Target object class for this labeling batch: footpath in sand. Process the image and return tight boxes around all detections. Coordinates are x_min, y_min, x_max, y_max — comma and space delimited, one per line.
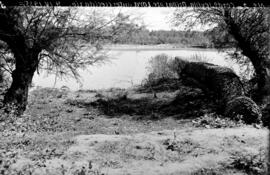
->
14, 127, 267, 175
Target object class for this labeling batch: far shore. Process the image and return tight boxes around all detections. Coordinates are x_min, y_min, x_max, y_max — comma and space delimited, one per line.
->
103, 44, 220, 51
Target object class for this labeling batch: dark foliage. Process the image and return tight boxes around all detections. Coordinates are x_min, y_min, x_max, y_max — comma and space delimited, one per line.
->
112, 28, 213, 47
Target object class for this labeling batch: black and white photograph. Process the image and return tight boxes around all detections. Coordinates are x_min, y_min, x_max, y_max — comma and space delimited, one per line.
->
0, 2, 270, 174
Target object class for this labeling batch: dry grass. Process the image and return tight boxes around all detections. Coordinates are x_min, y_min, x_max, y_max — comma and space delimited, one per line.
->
0, 88, 268, 175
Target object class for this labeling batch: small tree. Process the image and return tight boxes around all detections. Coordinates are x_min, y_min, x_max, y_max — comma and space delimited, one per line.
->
173, 7, 270, 102
109, 13, 144, 44
0, 6, 137, 115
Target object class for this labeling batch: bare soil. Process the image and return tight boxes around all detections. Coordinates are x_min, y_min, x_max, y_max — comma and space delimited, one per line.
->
0, 87, 268, 175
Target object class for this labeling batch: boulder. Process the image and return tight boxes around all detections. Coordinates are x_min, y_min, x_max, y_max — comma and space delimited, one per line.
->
175, 57, 261, 124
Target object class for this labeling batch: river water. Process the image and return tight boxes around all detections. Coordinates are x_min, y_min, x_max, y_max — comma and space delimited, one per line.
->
32, 48, 240, 90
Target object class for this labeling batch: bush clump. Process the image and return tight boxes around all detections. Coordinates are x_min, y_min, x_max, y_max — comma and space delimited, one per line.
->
225, 96, 262, 124
141, 54, 180, 92
192, 113, 244, 128
140, 54, 212, 93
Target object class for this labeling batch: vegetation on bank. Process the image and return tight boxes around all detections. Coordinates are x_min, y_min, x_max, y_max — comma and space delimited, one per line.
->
0, 53, 268, 174
0, 6, 269, 175
110, 29, 214, 48
0, 85, 267, 175
0, 7, 269, 117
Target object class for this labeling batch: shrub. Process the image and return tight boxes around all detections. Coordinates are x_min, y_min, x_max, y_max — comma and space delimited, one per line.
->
192, 113, 244, 128
142, 54, 179, 91
146, 54, 178, 81
187, 54, 211, 63
141, 53, 214, 92
145, 53, 212, 84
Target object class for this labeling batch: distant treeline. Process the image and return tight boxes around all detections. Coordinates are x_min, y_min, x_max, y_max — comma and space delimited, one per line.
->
111, 29, 215, 48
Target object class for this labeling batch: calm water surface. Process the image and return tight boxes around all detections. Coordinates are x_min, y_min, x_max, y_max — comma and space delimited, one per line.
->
32, 49, 239, 90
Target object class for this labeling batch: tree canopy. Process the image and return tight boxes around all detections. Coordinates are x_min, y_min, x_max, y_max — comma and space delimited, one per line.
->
0, 6, 142, 114
0, 7, 136, 79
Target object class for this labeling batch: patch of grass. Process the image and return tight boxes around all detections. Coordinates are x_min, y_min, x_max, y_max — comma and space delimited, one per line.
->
65, 98, 92, 107
86, 85, 222, 121
0, 87, 262, 175
76, 89, 98, 93
160, 87, 218, 119
191, 167, 225, 175
121, 141, 158, 161
95, 141, 120, 154
162, 137, 203, 161
90, 97, 154, 116
228, 149, 266, 175
0, 150, 20, 175
192, 113, 245, 129
139, 77, 182, 93
30, 87, 68, 100
191, 167, 242, 175
0, 151, 105, 175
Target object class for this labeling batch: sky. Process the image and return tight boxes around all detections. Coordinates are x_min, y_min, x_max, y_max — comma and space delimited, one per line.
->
77, 7, 213, 31
78, 7, 184, 31
119, 7, 177, 30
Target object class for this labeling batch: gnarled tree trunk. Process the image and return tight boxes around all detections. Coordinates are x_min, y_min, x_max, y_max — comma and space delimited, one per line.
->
224, 9, 270, 103
253, 63, 270, 103
3, 49, 39, 116
175, 57, 262, 124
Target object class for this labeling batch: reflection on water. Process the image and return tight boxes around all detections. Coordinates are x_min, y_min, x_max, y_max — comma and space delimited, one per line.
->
32, 49, 238, 90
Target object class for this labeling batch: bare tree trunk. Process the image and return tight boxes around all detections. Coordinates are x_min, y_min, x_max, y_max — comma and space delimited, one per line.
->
4, 69, 35, 115
3, 51, 39, 116
224, 9, 270, 103
254, 65, 270, 103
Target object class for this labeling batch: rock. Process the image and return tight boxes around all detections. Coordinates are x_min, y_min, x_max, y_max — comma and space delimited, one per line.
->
176, 58, 244, 103
175, 57, 262, 124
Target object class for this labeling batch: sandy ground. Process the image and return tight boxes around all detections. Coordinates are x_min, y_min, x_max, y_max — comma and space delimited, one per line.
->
11, 126, 268, 175
1, 88, 268, 175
